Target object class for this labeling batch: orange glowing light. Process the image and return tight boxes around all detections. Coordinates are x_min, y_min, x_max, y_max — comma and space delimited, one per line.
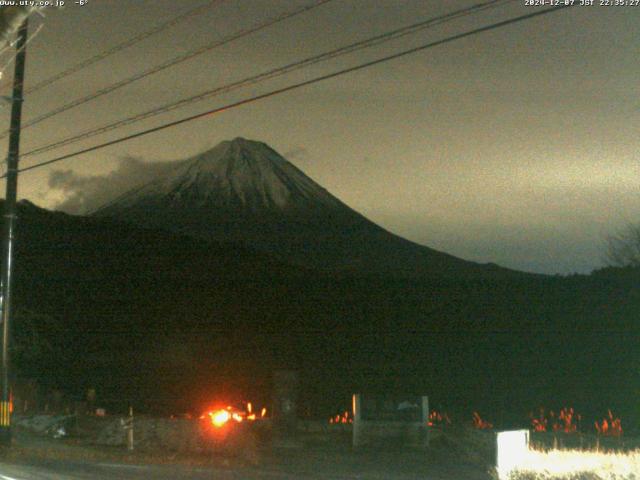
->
595, 410, 622, 437
210, 409, 231, 427
328, 410, 353, 425
202, 402, 267, 428
529, 407, 581, 434
428, 410, 451, 427
555, 407, 578, 434
530, 408, 548, 432
472, 411, 493, 430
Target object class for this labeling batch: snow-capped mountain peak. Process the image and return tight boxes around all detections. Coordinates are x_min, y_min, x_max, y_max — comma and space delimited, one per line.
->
93, 138, 512, 278
101, 137, 343, 214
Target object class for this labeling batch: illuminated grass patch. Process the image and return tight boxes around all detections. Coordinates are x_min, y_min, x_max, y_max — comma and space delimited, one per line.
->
506, 448, 640, 480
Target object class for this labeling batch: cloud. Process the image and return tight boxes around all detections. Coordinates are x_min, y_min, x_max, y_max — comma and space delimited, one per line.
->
48, 156, 180, 215
49, 145, 309, 216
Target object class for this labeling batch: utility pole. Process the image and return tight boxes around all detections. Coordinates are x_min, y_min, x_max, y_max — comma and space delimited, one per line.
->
0, 18, 28, 446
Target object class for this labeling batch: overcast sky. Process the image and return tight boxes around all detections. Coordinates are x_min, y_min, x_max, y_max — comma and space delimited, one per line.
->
0, 0, 637, 275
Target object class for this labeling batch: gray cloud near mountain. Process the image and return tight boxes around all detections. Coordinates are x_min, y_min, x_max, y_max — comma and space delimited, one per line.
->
49, 156, 181, 215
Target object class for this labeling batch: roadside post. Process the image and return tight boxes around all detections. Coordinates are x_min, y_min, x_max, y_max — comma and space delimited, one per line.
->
121, 406, 134, 451
272, 370, 300, 448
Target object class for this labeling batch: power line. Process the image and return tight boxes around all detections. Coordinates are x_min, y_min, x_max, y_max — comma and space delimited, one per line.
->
7, 5, 575, 178
0, 0, 335, 141
22, 0, 514, 159
1, 0, 223, 98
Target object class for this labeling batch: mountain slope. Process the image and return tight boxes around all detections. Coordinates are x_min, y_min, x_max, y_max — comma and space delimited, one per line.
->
92, 137, 516, 278
7, 200, 640, 423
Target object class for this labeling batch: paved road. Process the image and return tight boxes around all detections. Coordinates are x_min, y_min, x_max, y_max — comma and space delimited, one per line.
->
0, 460, 315, 480
0, 432, 492, 479
0, 458, 491, 480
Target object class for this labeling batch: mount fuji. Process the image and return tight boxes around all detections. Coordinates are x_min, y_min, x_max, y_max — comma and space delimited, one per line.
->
92, 137, 513, 277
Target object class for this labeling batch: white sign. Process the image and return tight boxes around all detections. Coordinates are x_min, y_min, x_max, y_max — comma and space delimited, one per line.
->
496, 429, 529, 479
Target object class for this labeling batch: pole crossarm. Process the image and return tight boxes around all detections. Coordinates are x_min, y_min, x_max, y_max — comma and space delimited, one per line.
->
0, 7, 37, 51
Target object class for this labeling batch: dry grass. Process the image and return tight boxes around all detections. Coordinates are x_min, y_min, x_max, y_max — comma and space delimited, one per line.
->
502, 448, 640, 480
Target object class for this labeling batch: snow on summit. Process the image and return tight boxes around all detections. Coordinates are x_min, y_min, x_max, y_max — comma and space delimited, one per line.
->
93, 138, 515, 277
99, 137, 343, 213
